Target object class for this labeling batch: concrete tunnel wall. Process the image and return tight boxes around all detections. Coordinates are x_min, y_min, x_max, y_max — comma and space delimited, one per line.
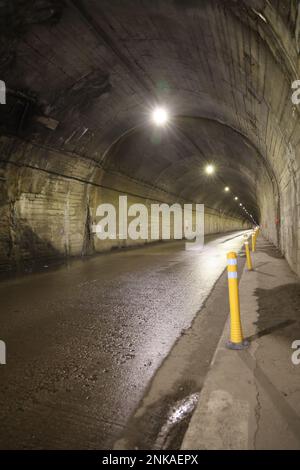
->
0, 134, 248, 272
0, 1, 300, 275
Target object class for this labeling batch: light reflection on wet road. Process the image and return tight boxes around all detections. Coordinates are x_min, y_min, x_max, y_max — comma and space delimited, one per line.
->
0, 231, 248, 449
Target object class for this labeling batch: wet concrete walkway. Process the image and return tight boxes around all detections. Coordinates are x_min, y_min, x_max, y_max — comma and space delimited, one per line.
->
0, 231, 248, 449
182, 235, 300, 450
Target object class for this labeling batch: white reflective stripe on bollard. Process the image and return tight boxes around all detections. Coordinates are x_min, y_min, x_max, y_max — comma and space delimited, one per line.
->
228, 272, 238, 279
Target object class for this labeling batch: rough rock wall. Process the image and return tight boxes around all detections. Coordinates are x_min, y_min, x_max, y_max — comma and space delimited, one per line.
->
278, 145, 300, 276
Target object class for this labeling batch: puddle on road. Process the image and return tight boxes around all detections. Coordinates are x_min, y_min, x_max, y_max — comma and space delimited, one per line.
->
154, 392, 200, 449
114, 384, 201, 450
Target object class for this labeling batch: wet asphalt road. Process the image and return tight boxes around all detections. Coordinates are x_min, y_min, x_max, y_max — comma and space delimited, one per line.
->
0, 231, 247, 449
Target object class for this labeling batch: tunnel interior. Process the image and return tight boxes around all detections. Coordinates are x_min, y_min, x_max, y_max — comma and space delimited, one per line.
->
0, 0, 300, 275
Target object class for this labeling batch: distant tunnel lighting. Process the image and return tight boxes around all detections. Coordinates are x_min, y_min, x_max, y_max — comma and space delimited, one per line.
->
152, 107, 168, 126
224, 186, 230, 192
205, 164, 215, 175
239, 203, 242, 206
234, 196, 238, 201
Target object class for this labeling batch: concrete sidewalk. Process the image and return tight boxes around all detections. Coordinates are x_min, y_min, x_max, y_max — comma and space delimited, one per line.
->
182, 236, 300, 450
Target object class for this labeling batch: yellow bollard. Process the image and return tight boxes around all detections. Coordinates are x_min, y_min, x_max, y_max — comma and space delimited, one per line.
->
252, 233, 256, 252
244, 241, 253, 270
226, 252, 249, 350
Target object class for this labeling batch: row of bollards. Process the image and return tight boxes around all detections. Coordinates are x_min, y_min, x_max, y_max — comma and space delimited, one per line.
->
245, 240, 252, 271
226, 227, 259, 350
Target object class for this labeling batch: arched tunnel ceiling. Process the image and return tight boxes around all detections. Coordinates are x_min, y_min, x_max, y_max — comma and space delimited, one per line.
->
103, 118, 261, 218
1, 0, 300, 223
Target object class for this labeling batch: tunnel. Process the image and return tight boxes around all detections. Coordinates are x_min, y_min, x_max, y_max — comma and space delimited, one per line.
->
0, 0, 300, 455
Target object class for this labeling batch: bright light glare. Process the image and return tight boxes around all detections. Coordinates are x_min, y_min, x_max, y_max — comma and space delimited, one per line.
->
152, 107, 168, 126
224, 186, 230, 192
234, 196, 238, 201
239, 203, 242, 206
205, 164, 215, 175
